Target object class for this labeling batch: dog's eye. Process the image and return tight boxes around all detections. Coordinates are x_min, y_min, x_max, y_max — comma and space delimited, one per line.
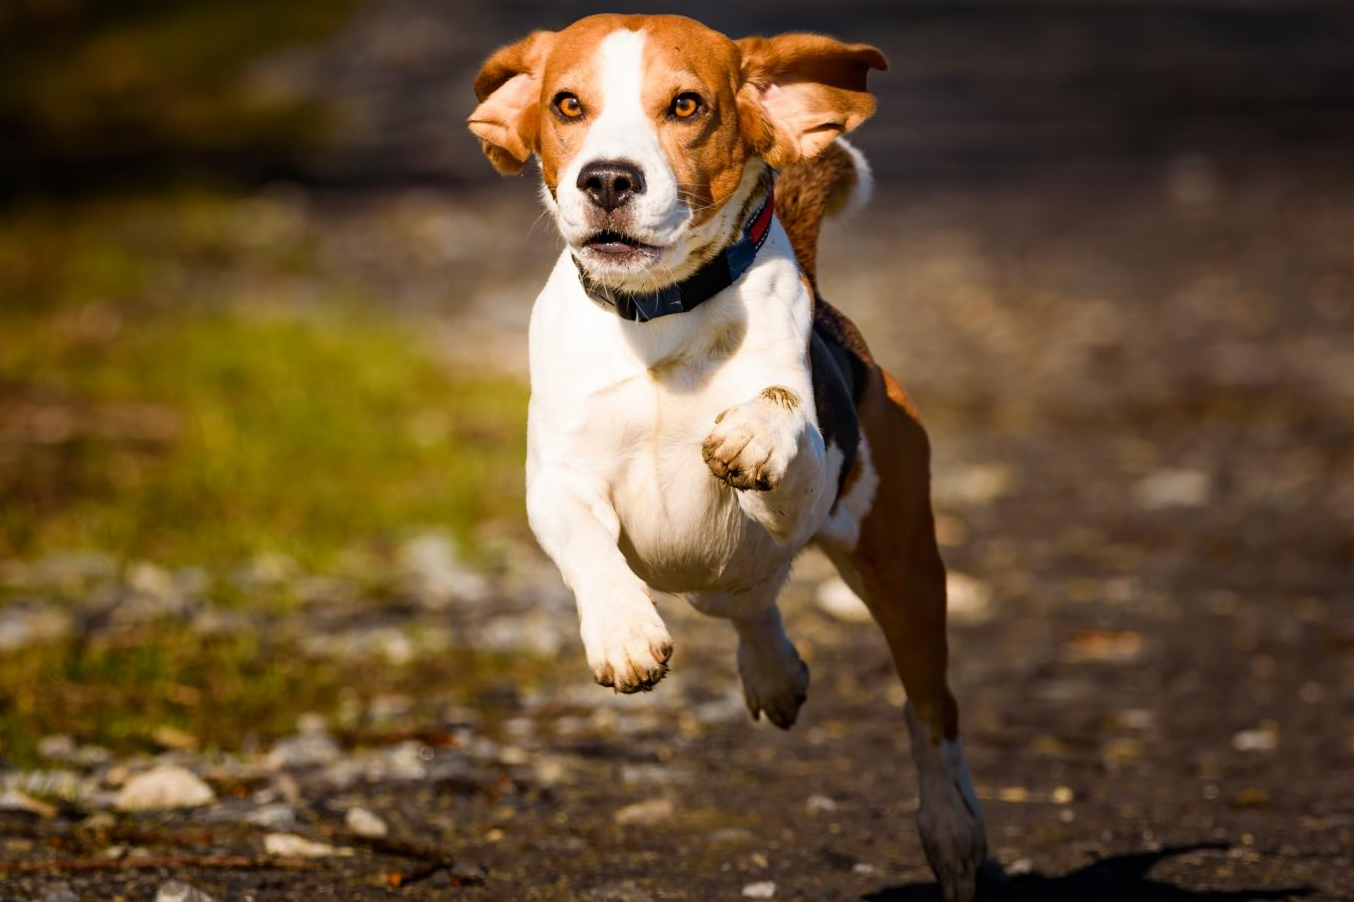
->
670, 93, 703, 119
554, 93, 585, 120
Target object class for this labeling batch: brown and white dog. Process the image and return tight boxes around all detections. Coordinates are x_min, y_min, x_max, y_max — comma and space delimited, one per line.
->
469, 14, 988, 901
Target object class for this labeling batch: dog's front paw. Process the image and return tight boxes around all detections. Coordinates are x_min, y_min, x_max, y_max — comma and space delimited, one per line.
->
702, 387, 802, 492
580, 601, 673, 693
738, 632, 810, 729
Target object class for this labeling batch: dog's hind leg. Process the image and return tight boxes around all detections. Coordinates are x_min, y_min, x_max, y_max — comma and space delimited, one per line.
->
818, 367, 988, 902
689, 567, 810, 730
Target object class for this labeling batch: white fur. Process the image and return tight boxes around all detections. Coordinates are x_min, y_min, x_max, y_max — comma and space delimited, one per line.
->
831, 137, 875, 220
815, 433, 879, 552
906, 704, 988, 902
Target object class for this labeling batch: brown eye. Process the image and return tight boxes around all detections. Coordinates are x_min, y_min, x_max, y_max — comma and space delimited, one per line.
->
671, 93, 702, 119
555, 93, 584, 119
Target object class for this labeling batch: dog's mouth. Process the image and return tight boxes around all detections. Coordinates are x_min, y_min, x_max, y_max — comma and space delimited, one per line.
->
580, 230, 660, 262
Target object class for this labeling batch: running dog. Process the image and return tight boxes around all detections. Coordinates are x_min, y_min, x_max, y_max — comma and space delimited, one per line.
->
469, 14, 989, 900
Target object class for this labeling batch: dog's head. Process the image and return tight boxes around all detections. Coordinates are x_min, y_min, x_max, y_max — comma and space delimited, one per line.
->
468, 14, 885, 292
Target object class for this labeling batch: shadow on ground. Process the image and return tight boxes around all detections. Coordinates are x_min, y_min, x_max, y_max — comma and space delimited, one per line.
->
865, 845, 1313, 902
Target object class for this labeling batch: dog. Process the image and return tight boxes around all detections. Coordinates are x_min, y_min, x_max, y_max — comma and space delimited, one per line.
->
469, 14, 989, 901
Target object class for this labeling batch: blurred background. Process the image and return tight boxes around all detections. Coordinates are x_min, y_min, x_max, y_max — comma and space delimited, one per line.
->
1, 1, 1352, 899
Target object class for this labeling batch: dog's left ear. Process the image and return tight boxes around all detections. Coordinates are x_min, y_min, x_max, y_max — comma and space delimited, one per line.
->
469, 31, 555, 175
736, 34, 887, 168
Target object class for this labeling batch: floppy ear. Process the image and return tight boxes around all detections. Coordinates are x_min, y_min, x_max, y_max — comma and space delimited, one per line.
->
468, 31, 555, 175
736, 34, 887, 168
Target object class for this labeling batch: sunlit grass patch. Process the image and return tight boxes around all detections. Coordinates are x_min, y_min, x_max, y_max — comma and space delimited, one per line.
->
0, 305, 527, 569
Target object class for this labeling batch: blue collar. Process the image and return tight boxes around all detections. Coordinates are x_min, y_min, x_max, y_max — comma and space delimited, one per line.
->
572, 188, 775, 323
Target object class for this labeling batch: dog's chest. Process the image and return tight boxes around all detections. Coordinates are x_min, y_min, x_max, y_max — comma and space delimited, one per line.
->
579, 350, 789, 593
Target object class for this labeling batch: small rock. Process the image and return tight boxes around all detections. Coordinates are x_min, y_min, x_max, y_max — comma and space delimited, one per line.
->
815, 578, 872, 623
264, 832, 352, 858
245, 803, 296, 831
156, 879, 216, 902
399, 531, 490, 609
708, 827, 755, 845
114, 766, 215, 811
0, 605, 72, 650
590, 879, 654, 902
1232, 722, 1279, 752
37, 735, 78, 762
613, 797, 673, 826
39, 884, 81, 902
478, 609, 565, 656
1008, 858, 1035, 876
0, 788, 58, 819
1135, 468, 1211, 509
805, 794, 838, 815
620, 764, 688, 786
742, 881, 776, 899
345, 806, 388, 838
267, 729, 340, 769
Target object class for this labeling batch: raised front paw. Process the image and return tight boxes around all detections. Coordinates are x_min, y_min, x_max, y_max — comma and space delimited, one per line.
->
702, 386, 802, 492
580, 601, 674, 694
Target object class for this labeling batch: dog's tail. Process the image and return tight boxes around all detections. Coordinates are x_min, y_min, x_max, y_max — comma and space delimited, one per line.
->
774, 137, 873, 289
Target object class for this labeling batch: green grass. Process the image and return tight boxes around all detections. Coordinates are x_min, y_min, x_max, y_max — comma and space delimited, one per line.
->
2, 308, 528, 568
0, 623, 557, 768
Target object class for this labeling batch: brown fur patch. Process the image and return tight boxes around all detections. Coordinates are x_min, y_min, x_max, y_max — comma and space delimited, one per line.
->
776, 142, 858, 288
760, 385, 800, 410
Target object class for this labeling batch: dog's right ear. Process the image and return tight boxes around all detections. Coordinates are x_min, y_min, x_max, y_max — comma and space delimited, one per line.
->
468, 31, 555, 175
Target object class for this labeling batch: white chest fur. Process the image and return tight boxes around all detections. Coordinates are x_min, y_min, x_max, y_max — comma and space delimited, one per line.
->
525, 223, 826, 595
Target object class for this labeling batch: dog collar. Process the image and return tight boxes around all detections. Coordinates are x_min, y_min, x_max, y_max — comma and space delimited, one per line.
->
572, 188, 775, 323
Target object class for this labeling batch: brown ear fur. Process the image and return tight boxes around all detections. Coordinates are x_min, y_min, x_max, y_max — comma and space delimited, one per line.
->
468, 31, 555, 175
736, 34, 887, 168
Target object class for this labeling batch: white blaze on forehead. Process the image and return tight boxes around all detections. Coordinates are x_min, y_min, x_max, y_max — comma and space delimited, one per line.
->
591, 29, 649, 153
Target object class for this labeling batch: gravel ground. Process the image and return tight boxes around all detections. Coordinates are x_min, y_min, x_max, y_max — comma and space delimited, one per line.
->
5, 162, 1351, 901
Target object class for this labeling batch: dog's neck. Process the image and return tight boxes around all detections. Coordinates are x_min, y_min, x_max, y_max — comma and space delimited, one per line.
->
571, 184, 775, 322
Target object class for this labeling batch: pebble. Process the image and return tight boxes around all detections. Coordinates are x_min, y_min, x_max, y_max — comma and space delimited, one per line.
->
156, 880, 216, 902
1232, 723, 1279, 752
1135, 468, 1212, 509
0, 789, 58, 819
264, 832, 353, 858
398, 531, 490, 609
345, 805, 389, 838
0, 605, 72, 650
114, 765, 215, 811
613, 797, 674, 826
38, 884, 81, 902
805, 794, 838, 815
267, 730, 341, 769
245, 803, 297, 831
742, 881, 777, 899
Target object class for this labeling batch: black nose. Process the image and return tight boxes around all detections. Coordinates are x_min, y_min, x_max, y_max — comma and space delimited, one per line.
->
577, 160, 646, 212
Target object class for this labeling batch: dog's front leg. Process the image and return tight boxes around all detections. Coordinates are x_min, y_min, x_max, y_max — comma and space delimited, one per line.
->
702, 385, 829, 544
527, 468, 673, 693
